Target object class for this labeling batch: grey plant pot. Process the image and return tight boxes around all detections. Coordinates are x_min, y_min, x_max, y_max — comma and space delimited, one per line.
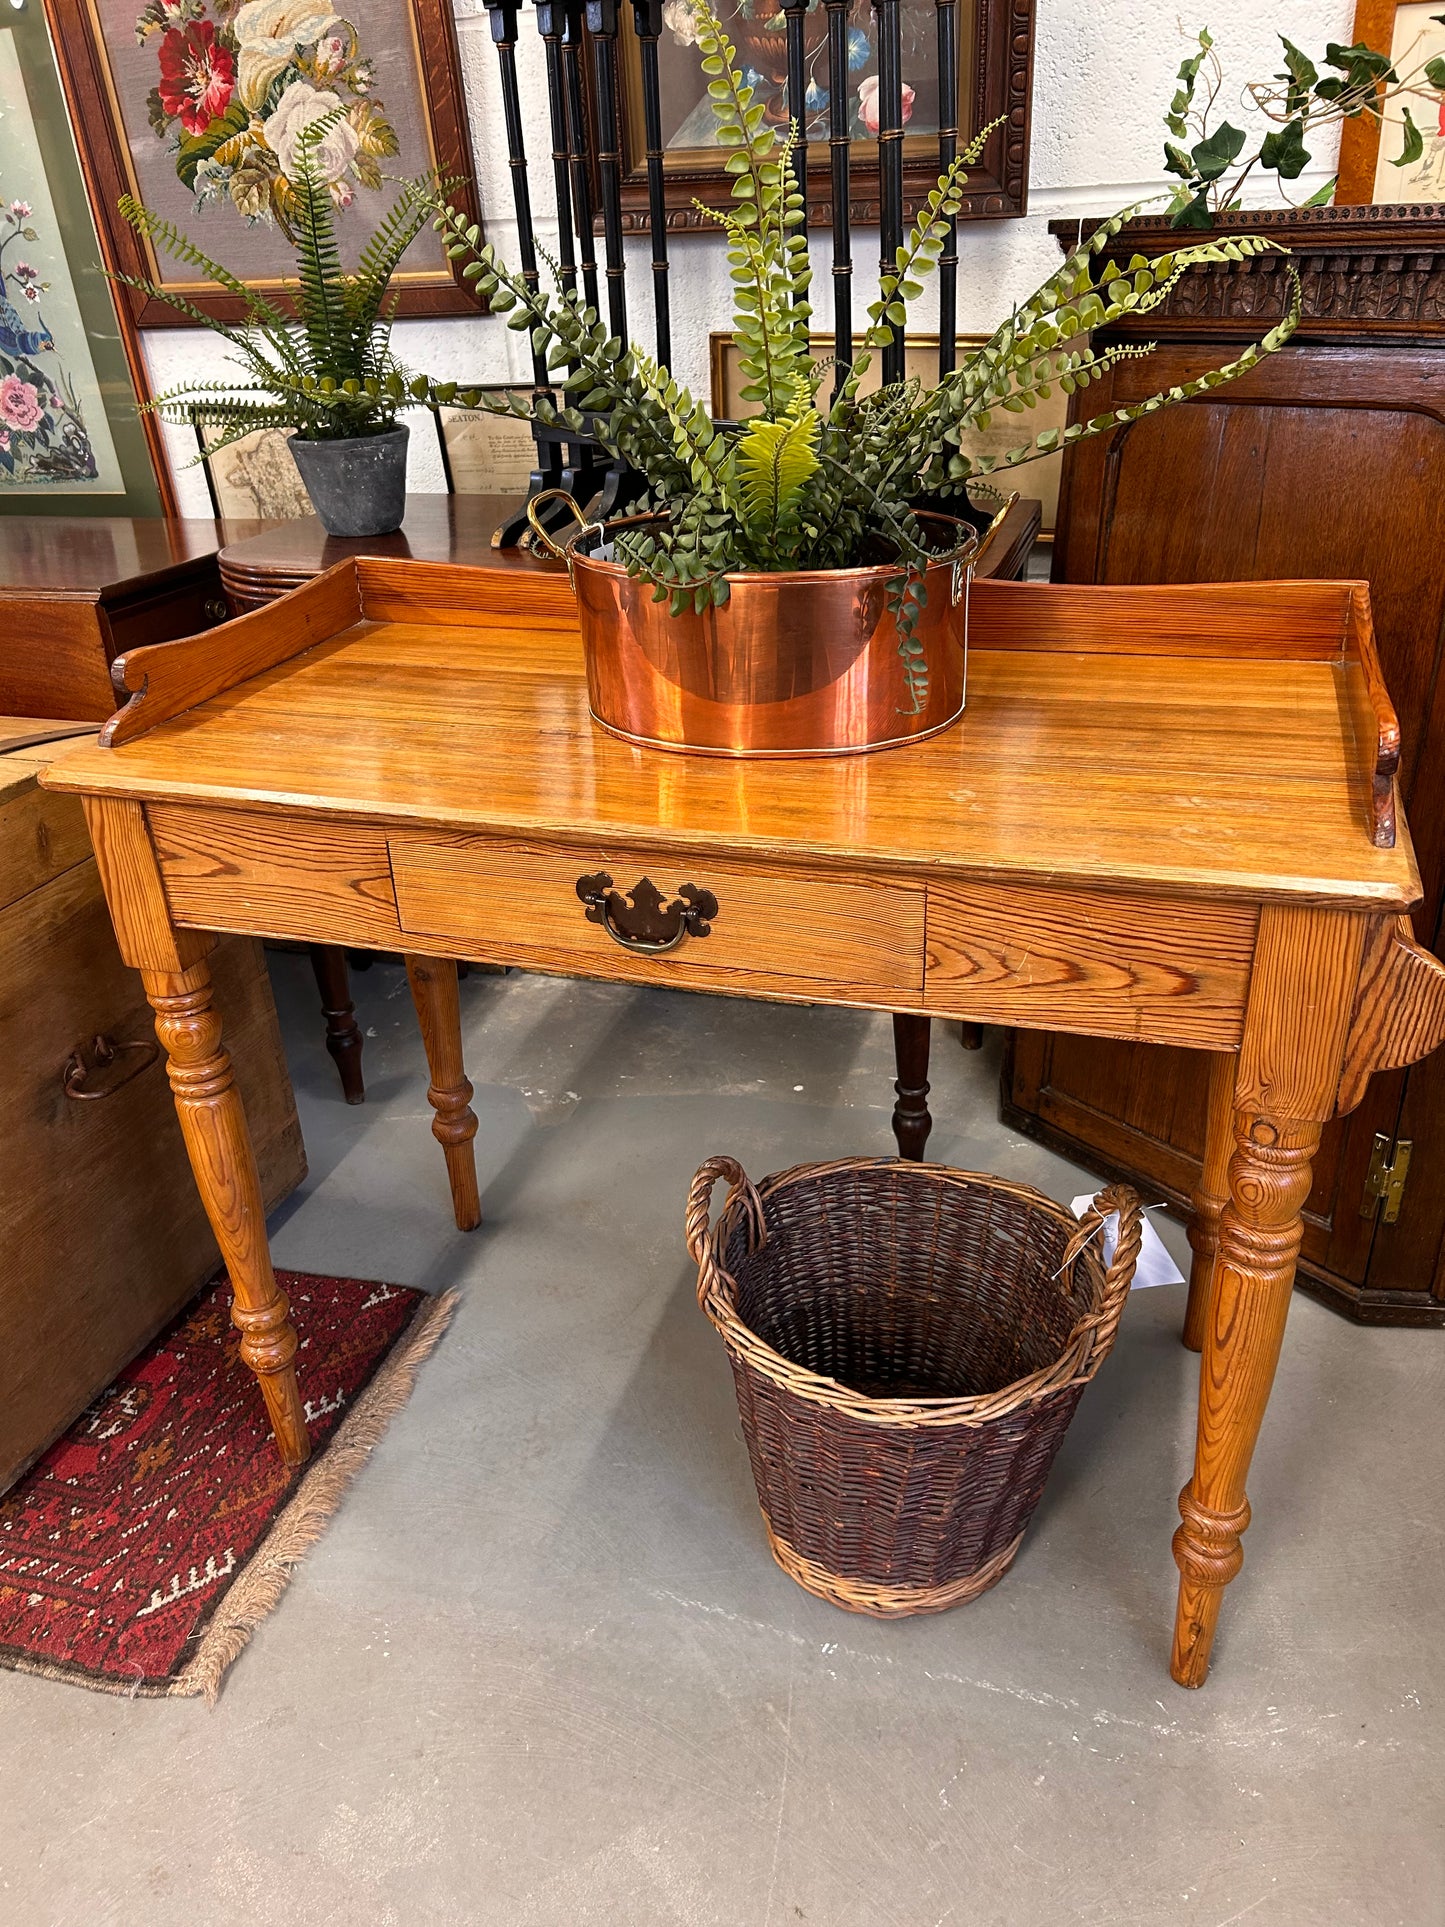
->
288, 424, 409, 537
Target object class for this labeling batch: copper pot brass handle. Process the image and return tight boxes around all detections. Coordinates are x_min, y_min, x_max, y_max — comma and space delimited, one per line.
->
62, 1034, 160, 1100
576, 872, 719, 955
525, 489, 604, 563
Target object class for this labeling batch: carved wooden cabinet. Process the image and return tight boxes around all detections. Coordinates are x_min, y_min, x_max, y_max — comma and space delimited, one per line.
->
1003, 208, 1445, 1325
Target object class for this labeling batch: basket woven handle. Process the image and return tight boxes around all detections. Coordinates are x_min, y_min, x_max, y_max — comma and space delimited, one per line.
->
1062, 1184, 1144, 1376
685, 1155, 767, 1312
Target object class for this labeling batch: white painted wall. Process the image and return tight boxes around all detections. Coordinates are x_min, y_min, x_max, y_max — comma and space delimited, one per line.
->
146, 0, 1355, 514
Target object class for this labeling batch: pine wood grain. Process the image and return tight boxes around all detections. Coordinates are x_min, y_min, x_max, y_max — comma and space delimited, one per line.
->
149, 804, 403, 949
81, 796, 213, 974
923, 880, 1257, 1047
142, 955, 310, 1468
45, 609, 1421, 909
1171, 904, 1366, 1688
1335, 913, 1445, 1116
1183, 1051, 1236, 1354
103, 561, 363, 747
969, 577, 1355, 658
390, 834, 925, 999
0, 783, 92, 915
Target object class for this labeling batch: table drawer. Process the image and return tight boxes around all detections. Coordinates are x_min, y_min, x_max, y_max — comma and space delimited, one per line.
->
390, 834, 924, 999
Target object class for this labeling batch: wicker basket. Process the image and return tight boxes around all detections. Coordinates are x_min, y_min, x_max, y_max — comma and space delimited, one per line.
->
686, 1156, 1143, 1618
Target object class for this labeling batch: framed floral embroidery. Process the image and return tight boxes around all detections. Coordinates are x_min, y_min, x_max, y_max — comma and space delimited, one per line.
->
0, 2, 168, 512
44, 0, 483, 324
603, 0, 1035, 232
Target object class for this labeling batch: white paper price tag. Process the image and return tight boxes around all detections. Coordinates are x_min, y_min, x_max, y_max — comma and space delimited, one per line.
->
1070, 1197, 1185, 1289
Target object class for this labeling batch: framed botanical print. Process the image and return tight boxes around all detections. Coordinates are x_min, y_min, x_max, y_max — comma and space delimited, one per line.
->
43, 0, 484, 325
1337, 0, 1445, 202
709, 331, 1066, 533
607, 0, 1035, 232
0, 0, 169, 513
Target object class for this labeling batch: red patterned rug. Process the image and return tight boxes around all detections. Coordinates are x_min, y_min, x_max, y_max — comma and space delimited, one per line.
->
0, 1272, 455, 1702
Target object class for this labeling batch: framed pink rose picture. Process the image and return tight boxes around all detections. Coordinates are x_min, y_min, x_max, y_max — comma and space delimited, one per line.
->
44, 0, 484, 325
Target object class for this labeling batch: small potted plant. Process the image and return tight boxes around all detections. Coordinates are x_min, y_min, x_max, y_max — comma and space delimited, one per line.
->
425, 2, 1302, 757
114, 113, 434, 538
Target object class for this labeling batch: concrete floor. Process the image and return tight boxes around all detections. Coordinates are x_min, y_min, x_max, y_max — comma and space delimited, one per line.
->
3, 955, 1442, 1926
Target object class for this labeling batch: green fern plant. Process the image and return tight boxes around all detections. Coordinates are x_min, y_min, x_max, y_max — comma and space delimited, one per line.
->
428, 1, 1301, 709
114, 112, 439, 454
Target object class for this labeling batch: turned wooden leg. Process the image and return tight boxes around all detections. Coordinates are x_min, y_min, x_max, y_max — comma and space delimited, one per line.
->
1170, 904, 1364, 1688
959, 1022, 983, 1050
1171, 1113, 1318, 1686
405, 953, 481, 1231
1183, 1050, 1236, 1352
309, 942, 365, 1104
891, 1013, 933, 1160
144, 957, 311, 1467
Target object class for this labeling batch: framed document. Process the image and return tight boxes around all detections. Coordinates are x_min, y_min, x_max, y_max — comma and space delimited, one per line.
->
434, 396, 538, 497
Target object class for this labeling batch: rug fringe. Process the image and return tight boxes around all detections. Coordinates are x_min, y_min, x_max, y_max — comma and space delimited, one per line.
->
170, 1288, 459, 1705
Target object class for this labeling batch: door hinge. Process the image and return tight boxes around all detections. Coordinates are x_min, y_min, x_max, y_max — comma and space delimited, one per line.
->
1360, 1134, 1413, 1224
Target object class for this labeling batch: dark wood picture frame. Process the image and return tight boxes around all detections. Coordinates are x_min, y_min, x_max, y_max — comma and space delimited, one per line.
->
43, 0, 485, 327
602, 0, 1035, 232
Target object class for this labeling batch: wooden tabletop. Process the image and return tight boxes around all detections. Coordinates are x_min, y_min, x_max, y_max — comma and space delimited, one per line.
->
46, 569, 1422, 911
0, 517, 264, 597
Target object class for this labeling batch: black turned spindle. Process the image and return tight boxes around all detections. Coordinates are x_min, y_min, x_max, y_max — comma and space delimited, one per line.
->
630, 0, 672, 367
585, 0, 630, 343
535, 0, 580, 298
487, 2, 553, 403
871, 0, 905, 385
560, 1, 601, 314
935, 0, 958, 379
824, 0, 852, 398
781, 0, 812, 218
488, 0, 570, 544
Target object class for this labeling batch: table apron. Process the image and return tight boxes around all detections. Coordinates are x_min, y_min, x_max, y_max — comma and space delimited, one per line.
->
147, 804, 1257, 1047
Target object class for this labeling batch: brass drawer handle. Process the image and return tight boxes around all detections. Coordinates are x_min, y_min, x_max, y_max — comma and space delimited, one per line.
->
576, 872, 719, 955
62, 1034, 159, 1100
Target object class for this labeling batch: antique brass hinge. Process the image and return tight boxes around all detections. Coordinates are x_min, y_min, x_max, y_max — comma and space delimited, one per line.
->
1360, 1134, 1413, 1224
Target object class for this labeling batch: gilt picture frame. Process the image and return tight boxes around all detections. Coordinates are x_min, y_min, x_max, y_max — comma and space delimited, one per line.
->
605, 0, 1035, 232
42, 0, 484, 326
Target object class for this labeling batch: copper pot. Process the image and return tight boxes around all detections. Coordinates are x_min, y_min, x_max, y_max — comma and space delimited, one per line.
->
530, 499, 1001, 758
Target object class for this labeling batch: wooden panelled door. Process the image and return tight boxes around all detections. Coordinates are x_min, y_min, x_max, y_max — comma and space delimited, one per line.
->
1007, 247, 1445, 1325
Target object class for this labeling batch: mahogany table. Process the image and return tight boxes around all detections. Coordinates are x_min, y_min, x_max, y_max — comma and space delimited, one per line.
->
44, 557, 1445, 1688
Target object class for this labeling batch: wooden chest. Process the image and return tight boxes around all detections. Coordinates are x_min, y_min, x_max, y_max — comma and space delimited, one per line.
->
0, 726, 305, 1491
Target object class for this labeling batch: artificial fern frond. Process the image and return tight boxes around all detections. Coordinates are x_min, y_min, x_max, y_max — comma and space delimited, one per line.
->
734, 405, 819, 540
117, 197, 294, 341
289, 110, 349, 378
